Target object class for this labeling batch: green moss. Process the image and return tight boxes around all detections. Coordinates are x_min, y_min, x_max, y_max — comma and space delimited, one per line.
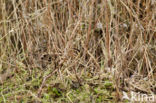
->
104, 80, 113, 89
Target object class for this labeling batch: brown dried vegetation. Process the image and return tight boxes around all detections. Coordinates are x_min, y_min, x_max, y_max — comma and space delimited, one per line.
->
0, 0, 155, 102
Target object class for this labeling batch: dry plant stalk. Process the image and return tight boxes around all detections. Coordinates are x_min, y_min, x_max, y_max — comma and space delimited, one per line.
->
0, 0, 155, 102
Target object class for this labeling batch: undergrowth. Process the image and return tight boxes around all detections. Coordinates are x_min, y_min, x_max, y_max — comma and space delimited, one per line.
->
0, 0, 155, 103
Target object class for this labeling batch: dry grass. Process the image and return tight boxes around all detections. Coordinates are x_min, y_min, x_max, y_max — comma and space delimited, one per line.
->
0, 0, 156, 102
